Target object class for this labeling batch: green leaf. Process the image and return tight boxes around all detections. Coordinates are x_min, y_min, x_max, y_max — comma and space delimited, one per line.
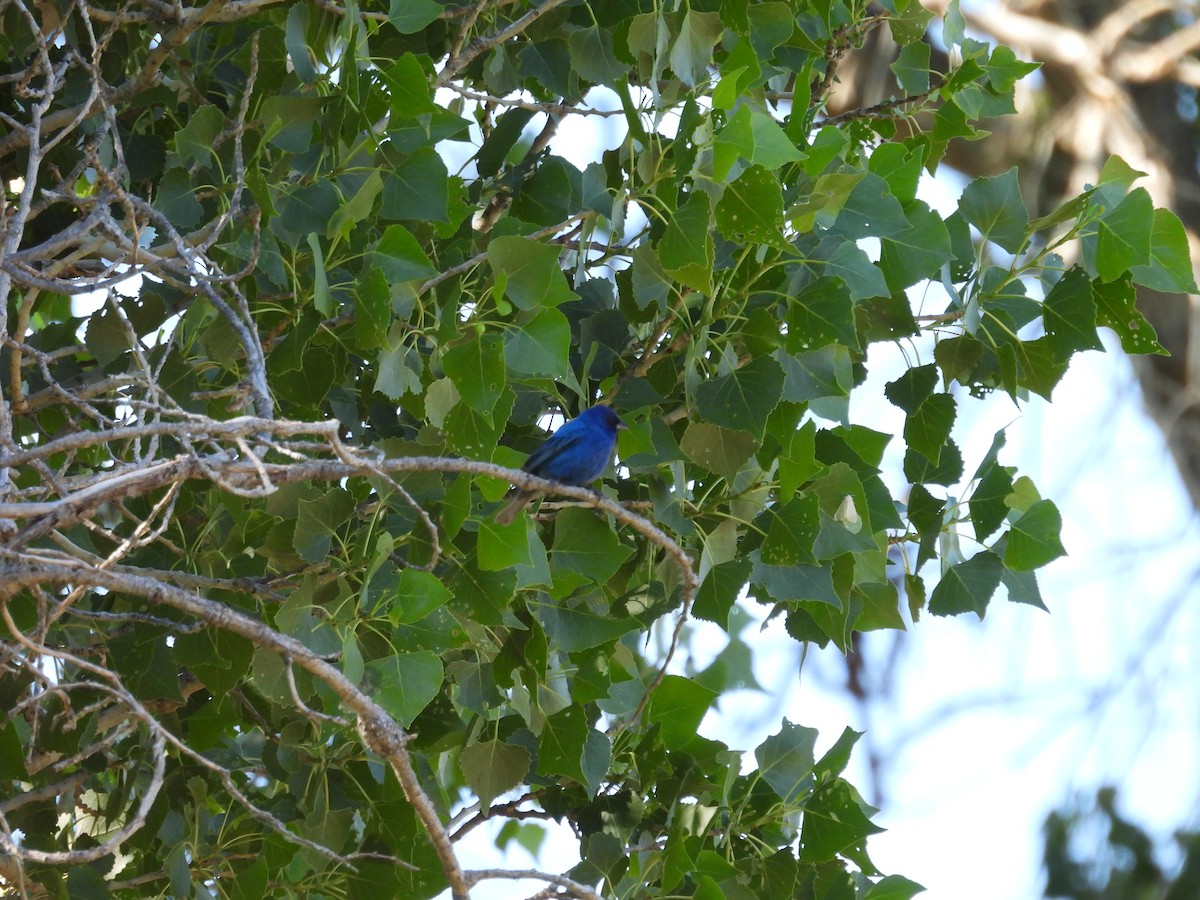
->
715, 165, 786, 245
306, 233, 331, 315
280, 181, 340, 235
174, 105, 224, 167
891, 42, 930, 94
443, 334, 506, 415
504, 308, 571, 376
752, 555, 841, 607
647, 675, 717, 749
375, 337, 423, 401
885, 364, 938, 414
761, 495, 821, 566
775, 346, 854, 403
365, 652, 443, 727
371, 224, 437, 282
460, 739, 531, 809
1003, 499, 1066, 571
538, 706, 596, 787
778, 418, 823, 496
960, 168, 1028, 254
693, 356, 786, 438
928, 550, 1003, 618
381, 53, 437, 118
904, 438, 964, 486
388, 0, 441, 34
488, 236, 577, 310
1131, 208, 1198, 293
754, 720, 818, 805
550, 508, 634, 586
631, 242, 672, 311
982, 45, 1040, 91
532, 600, 640, 653
832, 172, 910, 239
567, 25, 627, 84
1002, 565, 1047, 610
330, 170, 383, 238
390, 570, 453, 625
825, 241, 889, 301
1094, 188, 1153, 282
294, 489, 354, 563
879, 200, 953, 290
1042, 266, 1103, 355
694, 558, 753, 627
970, 462, 1014, 542
659, 191, 715, 293
904, 393, 956, 465
478, 515, 533, 571
669, 9, 723, 87
788, 276, 860, 352
382, 147, 449, 222
261, 95, 323, 152
476, 108, 535, 178
1093, 274, 1166, 355
800, 779, 883, 862
748, 109, 806, 170
680, 422, 760, 480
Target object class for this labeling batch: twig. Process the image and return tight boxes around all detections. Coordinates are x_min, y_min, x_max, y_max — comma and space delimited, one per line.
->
464, 868, 603, 900
438, 0, 574, 86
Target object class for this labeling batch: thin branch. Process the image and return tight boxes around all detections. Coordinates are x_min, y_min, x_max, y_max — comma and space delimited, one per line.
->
441, 83, 626, 117
464, 868, 603, 900
438, 0, 574, 86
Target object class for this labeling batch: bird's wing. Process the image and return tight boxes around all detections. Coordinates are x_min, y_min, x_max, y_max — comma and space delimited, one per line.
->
521, 420, 590, 477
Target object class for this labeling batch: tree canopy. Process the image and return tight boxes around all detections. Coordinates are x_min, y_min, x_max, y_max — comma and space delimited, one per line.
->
0, 0, 1193, 897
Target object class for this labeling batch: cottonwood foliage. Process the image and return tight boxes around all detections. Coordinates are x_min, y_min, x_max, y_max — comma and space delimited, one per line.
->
0, 0, 1192, 897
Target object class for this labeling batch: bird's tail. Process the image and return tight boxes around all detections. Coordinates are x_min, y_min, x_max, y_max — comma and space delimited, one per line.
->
494, 491, 531, 525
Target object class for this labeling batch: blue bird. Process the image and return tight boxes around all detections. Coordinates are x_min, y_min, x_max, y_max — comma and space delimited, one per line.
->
494, 405, 627, 525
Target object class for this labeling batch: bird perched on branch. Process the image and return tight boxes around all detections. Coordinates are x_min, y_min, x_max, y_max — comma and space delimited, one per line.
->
494, 405, 626, 525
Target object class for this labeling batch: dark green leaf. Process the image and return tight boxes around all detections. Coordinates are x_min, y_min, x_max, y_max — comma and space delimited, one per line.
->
1042, 267, 1103, 354
532, 600, 640, 652
929, 551, 1004, 618
885, 364, 938, 414
647, 675, 717, 749
1093, 188, 1153, 282
488, 236, 577, 310
1093, 274, 1167, 355
504, 308, 571, 376
694, 356, 786, 438
904, 393, 956, 465
787, 278, 859, 352
567, 25, 627, 84
715, 165, 786, 245
659, 191, 715, 293
365, 652, 443, 727
443, 333, 506, 415
460, 740, 531, 809
388, 0, 441, 33
390, 570, 453, 625
382, 147, 449, 222
550, 508, 635, 585
371, 224, 437, 282
754, 720, 818, 805
800, 779, 883, 862
960, 168, 1028, 254
694, 558, 753, 627
680, 422, 760, 480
